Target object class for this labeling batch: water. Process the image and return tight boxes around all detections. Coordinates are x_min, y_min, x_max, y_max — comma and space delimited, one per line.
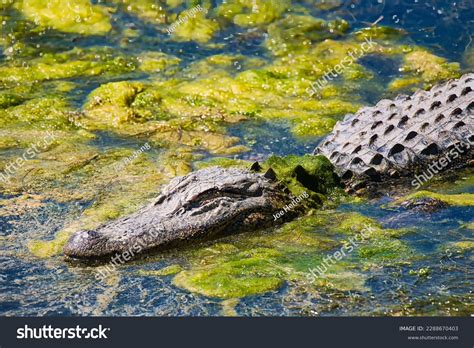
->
0, 0, 473, 316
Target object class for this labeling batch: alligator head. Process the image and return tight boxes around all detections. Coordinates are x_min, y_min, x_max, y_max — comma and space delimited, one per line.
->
63, 166, 294, 260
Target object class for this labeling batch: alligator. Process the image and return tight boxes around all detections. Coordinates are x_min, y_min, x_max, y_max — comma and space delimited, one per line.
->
64, 73, 473, 260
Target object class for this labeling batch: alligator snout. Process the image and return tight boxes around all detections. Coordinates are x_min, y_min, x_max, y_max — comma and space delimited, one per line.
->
63, 229, 110, 259
63, 167, 293, 260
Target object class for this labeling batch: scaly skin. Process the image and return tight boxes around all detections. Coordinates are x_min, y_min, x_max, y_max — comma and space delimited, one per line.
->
64, 167, 295, 259
64, 74, 474, 260
316, 73, 473, 184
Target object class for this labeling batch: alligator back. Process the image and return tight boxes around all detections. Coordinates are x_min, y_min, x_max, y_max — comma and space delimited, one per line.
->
315, 73, 473, 184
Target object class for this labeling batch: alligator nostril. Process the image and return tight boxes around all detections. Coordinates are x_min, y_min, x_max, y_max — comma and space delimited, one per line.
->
87, 230, 99, 238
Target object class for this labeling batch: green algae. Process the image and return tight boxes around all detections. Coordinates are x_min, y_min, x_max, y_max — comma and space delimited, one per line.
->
138, 52, 181, 73
171, 209, 411, 299
14, 0, 112, 35
447, 241, 474, 253
137, 264, 183, 276
216, 0, 289, 28
262, 154, 340, 200
464, 222, 474, 231
173, 247, 285, 299
1, 96, 75, 129
116, 0, 168, 24
398, 191, 474, 207
389, 49, 461, 91
83, 81, 146, 127
291, 116, 337, 137
409, 267, 431, 277
358, 238, 412, 263
353, 26, 406, 42
194, 157, 252, 169
0, 93, 24, 108
0, 47, 139, 87
265, 14, 349, 56
28, 230, 71, 258
171, 11, 219, 43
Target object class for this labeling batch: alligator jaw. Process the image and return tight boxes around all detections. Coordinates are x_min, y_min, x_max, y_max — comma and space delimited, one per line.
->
63, 167, 292, 260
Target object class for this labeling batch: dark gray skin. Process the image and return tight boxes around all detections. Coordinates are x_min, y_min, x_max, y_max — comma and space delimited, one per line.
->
64, 74, 474, 260
63, 167, 295, 259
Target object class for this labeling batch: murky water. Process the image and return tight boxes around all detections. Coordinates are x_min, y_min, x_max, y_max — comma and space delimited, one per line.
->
0, 0, 473, 316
